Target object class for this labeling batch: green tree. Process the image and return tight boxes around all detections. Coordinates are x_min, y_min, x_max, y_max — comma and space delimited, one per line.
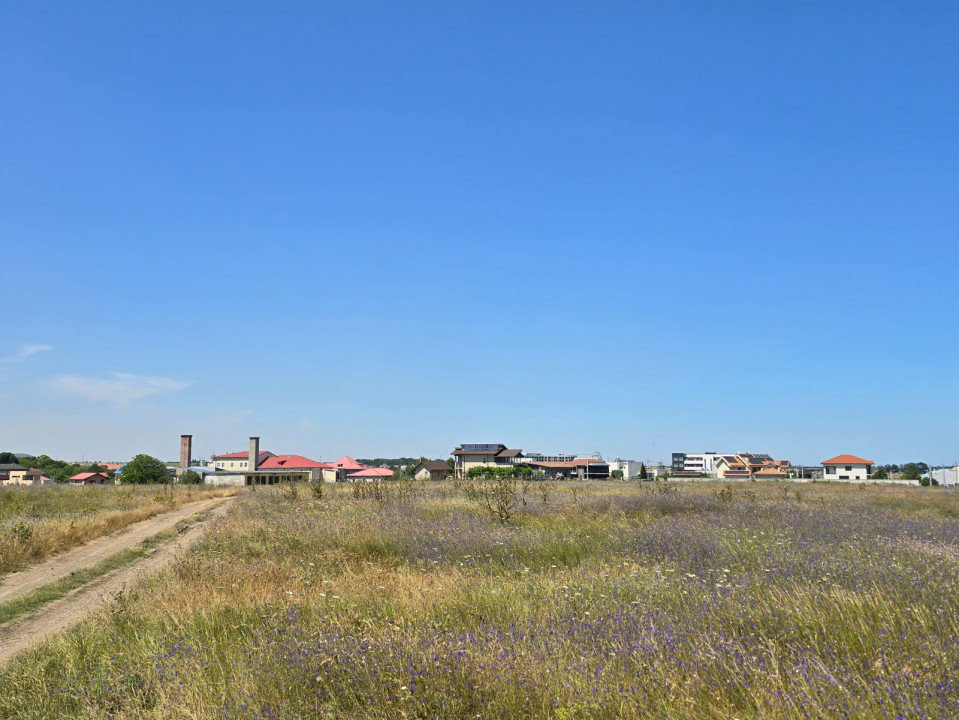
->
0, 451, 20, 464
902, 464, 921, 481
871, 467, 888, 479
120, 454, 169, 484
639, 463, 648, 480
611, 469, 624, 480
179, 469, 203, 485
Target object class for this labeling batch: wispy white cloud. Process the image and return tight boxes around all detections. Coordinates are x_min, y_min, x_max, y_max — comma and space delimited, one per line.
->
2, 344, 53, 362
44, 372, 190, 404
19, 344, 53, 358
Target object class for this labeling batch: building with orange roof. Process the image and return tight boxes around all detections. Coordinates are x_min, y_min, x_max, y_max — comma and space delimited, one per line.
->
714, 453, 792, 480
822, 454, 874, 482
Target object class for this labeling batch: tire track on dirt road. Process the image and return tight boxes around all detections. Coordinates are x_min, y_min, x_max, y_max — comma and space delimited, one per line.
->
0, 496, 231, 604
0, 497, 235, 666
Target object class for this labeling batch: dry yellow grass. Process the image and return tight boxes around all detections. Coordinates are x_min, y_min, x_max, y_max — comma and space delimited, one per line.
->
0, 484, 241, 575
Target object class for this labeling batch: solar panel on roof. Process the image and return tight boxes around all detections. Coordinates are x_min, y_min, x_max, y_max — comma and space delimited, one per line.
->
462, 443, 499, 452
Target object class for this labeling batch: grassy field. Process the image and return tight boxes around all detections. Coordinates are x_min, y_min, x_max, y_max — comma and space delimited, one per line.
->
0, 483, 240, 576
2, 480, 958, 719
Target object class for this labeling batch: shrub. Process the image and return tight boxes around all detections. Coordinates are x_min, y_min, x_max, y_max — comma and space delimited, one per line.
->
178, 470, 202, 485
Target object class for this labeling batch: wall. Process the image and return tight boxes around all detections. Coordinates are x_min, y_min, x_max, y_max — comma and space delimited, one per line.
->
206, 473, 247, 487
823, 464, 871, 481
456, 455, 513, 477
214, 459, 253, 471
4, 470, 51, 486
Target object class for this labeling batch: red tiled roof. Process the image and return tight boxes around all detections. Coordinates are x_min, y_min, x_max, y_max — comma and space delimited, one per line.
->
213, 451, 275, 460
571, 458, 604, 466
258, 455, 331, 470
332, 456, 368, 471
822, 454, 874, 466
70, 472, 108, 481
348, 468, 394, 478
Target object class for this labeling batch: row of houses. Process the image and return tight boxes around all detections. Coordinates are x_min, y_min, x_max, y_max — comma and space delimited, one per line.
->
8, 433, 942, 489
0, 464, 112, 487
449, 444, 618, 480
447, 445, 887, 483
671, 451, 881, 482
191, 437, 393, 487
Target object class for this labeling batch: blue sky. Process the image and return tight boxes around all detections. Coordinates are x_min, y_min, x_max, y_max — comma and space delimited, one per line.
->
2, 2, 957, 465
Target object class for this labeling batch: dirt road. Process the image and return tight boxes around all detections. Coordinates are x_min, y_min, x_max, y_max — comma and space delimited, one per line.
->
0, 496, 231, 604
0, 497, 235, 665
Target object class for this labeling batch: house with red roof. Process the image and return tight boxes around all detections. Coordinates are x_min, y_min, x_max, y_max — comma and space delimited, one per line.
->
69, 472, 110, 485
348, 467, 394, 482
822, 454, 874, 482
330, 456, 373, 481
714, 453, 792, 480
196, 436, 380, 486
207, 452, 334, 487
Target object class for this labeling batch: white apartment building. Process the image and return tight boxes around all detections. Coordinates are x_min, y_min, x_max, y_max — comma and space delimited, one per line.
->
606, 458, 644, 479
671, 452, 724, 476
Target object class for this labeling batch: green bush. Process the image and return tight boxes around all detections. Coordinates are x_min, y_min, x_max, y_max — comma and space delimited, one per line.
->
179, 470, 203, 485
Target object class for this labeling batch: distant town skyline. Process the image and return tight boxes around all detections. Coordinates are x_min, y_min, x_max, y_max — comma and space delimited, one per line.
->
3, 3, 957, 466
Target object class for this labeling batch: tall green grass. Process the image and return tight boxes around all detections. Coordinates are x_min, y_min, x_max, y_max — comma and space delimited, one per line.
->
1, 481, 957, 719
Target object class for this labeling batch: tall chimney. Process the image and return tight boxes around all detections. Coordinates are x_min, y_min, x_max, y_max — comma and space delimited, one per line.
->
180, 435, 192, 470
249, 437, 260, 471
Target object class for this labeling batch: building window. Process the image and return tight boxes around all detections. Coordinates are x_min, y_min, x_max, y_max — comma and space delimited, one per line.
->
845, 466, 852, 471
825, 466, 834, 474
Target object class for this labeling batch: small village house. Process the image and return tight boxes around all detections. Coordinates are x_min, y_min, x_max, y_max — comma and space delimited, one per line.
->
714, 454, 791, 480
451, 444, 523, 478
2, 467, 52, 486
69, 472, 110, 485
412, 461, 452, 481
0, 463, 26, 484
821, 454, 874, 482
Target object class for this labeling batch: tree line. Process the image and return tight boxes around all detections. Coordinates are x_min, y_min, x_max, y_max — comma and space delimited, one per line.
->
1, 451, 110, 483
0, 451, 177, 484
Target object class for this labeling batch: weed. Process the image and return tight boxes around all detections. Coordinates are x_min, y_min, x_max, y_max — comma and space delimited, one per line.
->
8, 522, 32, 543
474, 475, 519, 524
539, 479, 556, 505
280, 483, 300, 501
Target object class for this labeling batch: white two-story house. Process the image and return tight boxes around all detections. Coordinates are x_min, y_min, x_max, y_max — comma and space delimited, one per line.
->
822, 454, 873, 482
